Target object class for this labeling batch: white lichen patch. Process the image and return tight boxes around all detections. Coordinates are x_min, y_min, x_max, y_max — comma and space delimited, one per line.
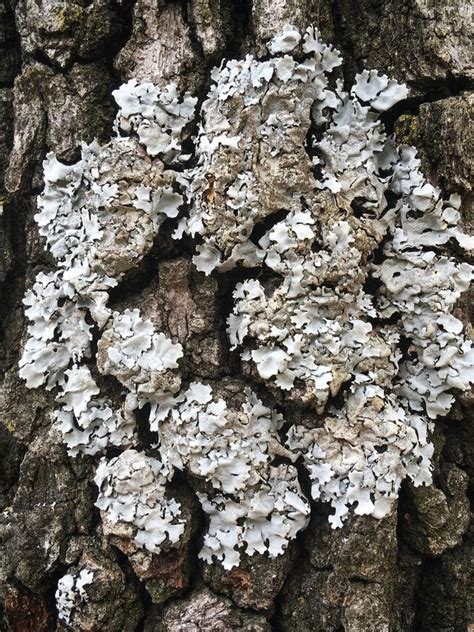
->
214, 26, 473, 526
179, 26, 344, 273
199, 464, 310, 570
19, 271, 93, 389
94, 449, 185, 553
113, 79, 197, 163
19, 78, 190, 454
158, 382, 284, 494
19, 24, 473, 561
97, 308, 183, 399
286, 381, 433, 528
55, 396, 136, 457
56, 568, 94, 626
153, 382, 310, 568
228, 277, 391, 410
35, 140, 180, 321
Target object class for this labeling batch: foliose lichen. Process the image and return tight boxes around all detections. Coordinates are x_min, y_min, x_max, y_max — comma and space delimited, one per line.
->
18, 26, 473, 585
55, 568, 94, 626
94, 449, 186, 553
158, 382, 310, 569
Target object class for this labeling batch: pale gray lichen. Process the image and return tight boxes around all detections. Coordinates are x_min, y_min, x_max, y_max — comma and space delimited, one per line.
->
92, 383, 309, 566
228, 275, 386, 410
97, 308, 183, 399
153, 382, 310, 568
55, 568, 94, 626
158, 382, 285, 494
113, 79, 198, 163
19, 271, 93, 389
56, 394, 136, 457
19, 80, 190, 454
94, 449, 185, 553
198, 464, 310, 570
286, 381, 434, 528
19, 24, 473, 568
190, 24, 472, 526
179, 26, 345, 274
32, 140, 183, 325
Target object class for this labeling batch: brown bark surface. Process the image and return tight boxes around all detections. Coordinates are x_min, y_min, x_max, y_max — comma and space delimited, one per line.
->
0, 1, 472, 630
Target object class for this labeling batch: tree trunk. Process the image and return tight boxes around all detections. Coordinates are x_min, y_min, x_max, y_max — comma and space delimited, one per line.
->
0, 1, 472, 630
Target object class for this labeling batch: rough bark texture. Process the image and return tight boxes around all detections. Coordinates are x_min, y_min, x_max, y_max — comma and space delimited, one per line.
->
0, 1, 472, 630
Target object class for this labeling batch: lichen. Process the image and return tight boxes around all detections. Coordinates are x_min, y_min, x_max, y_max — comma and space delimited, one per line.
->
56, 568, 94, 626
94, 449, 185, 553
19, 25, 473, 575
199, 463, 309, 569
18, 82, 192, 455
158, 382, 310, 568
97, 308, 183, 399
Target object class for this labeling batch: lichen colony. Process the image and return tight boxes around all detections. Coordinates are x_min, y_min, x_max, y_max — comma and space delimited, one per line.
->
16, 26, 473, 608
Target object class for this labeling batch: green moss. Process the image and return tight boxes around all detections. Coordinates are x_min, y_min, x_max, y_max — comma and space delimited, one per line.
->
394, 114, 419, 145
3, 419, 15, 433
55, 4, 84, 32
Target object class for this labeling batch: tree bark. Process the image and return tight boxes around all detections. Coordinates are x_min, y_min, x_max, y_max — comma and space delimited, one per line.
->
0, 1, 472, 630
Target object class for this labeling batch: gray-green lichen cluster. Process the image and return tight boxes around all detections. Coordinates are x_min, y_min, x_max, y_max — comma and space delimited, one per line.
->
15, 25, 473, 623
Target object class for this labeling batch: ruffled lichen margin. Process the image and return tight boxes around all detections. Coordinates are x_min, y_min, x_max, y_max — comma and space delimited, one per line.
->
16, 25, 473, 621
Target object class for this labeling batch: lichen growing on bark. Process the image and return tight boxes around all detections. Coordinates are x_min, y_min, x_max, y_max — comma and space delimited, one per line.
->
15, 25, 473, 594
